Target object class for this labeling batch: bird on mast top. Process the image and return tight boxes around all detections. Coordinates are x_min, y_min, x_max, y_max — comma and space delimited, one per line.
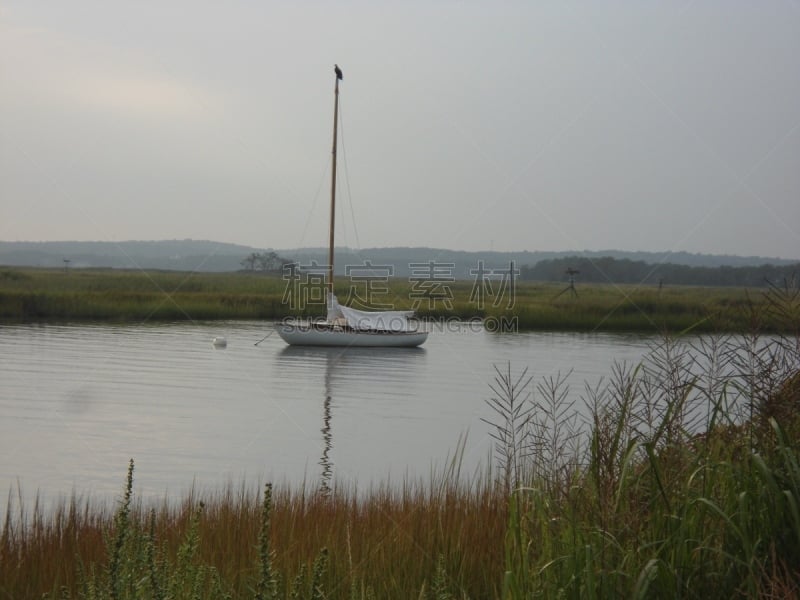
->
334, 64, 343, 80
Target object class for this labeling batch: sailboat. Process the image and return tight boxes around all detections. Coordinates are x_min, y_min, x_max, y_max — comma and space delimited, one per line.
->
276, 65, 428, 348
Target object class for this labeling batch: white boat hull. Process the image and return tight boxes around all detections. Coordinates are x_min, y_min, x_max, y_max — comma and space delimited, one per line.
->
275, 322, 428, 347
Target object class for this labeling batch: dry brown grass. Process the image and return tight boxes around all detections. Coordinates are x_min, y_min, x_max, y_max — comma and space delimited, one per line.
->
1, 470, 507, 599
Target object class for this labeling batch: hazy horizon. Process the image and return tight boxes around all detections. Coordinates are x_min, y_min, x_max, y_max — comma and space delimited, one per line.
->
2, 2, 799, 260
2, 238, 797, 265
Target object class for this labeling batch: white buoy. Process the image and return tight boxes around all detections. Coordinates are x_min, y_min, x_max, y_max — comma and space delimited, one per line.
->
212, 337, 227, 348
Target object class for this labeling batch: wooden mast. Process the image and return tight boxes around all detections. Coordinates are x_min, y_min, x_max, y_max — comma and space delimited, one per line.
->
327, 67, 341, 301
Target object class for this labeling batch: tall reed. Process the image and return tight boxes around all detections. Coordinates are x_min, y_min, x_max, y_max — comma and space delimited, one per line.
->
489, 276, 800, 597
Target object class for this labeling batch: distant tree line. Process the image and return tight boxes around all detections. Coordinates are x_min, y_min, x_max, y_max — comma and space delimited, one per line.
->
240, 251, 295, 273
520, 256, 800, 287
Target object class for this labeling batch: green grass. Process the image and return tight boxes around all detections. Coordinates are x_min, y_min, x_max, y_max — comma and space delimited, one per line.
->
1, 267, 795, 332
0, 268, 293, 322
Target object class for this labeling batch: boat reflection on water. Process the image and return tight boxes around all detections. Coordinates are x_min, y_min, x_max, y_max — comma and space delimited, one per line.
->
276, 346, 427, 494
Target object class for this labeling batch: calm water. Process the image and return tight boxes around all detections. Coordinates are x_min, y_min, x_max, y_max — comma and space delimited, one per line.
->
1, 322, 653, 513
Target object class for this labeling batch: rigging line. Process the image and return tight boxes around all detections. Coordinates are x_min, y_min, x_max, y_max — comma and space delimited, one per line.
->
338, 178, 349, 250
339, 97, 410, 308
297, 154, 332, 249
254, 330, 273, 346
335, 95, 378, 297
337, 98, 362, 250
337, 116, 350, 250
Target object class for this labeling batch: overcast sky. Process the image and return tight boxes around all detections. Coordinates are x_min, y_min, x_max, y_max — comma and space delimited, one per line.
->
2, 1, 799, 259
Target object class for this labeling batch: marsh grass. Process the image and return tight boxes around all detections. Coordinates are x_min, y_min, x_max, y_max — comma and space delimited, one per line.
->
3, 279, 800, 598
487, 278, 800, 597
0, 267, 792, 332
1, 455, 505, 599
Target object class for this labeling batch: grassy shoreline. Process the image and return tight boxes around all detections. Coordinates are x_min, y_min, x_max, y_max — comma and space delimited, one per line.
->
0, 267, 792, 332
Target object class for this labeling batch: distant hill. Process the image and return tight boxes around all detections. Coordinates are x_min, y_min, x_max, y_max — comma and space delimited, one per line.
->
0, 240, 258, 272
1, 240, 797, 278
282, 247, 799, 279
522, 256, 800, 288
